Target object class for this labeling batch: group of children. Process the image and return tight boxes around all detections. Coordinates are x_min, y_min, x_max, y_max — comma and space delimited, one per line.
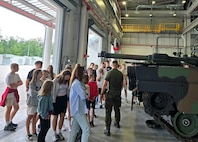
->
0, 62, 56, 141
0, 61, 103, 142
0, 60, 129, 141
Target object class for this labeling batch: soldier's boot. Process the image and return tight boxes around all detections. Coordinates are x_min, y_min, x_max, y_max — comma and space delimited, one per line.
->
114, 121, 120, 128
104, 129, 110, 136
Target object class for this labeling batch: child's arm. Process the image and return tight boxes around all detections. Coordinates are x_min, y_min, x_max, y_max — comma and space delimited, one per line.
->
93, 84, 98, 101
10, 81, 23, 89
96, 74, 101, 82
29, 83, 38, 97
132, 87, 138, 92
26, 79, 30, 92
7, 74, 23, 89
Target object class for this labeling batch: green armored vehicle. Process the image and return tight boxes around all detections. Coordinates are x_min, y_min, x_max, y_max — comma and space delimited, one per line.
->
98, 51, 198, 141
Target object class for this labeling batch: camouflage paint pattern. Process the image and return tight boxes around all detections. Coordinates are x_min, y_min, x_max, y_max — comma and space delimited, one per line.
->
135, 65, 198, 114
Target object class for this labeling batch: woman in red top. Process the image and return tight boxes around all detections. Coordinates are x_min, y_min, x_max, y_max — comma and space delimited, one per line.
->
87, 74, 98, 127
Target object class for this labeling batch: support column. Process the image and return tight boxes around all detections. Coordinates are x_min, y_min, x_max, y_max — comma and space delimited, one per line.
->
77, 5, 88, 66
107, 32, 112, 53
183, 15, 191, 55
43, 26, 53, 69
52, 8, 64, 74
102, 36, 107, 51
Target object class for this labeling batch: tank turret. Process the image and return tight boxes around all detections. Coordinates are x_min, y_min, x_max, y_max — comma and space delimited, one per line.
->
98, 51, 198, 141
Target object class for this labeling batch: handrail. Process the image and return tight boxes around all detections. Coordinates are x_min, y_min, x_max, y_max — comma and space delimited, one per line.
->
122, 23, 181, 33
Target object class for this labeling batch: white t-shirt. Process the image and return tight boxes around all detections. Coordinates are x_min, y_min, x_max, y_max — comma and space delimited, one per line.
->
5, 73, 21, 98
97, 72, 105, 88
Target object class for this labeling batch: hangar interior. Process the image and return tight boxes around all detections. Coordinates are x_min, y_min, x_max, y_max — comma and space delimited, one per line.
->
1, 0, 198, 142
1, 0, 198, 70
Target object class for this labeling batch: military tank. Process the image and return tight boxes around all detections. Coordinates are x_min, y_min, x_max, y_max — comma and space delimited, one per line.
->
98, 51, 198, 141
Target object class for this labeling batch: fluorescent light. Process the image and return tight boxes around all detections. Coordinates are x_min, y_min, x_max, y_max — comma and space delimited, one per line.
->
173, 13, 176, 17
152, 1, 156, 4
122, 1, 126, 5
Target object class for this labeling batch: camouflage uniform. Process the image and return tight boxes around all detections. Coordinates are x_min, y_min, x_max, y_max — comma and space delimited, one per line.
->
104, 68, 123, 132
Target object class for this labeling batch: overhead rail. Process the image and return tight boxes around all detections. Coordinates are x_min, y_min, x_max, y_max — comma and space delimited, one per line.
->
122, 23, 181, 33
0, 0, 56, 28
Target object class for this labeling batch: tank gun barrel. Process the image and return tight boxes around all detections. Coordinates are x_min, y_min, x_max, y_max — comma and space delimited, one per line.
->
98, 51, 198, 67
98, 51, 148, 60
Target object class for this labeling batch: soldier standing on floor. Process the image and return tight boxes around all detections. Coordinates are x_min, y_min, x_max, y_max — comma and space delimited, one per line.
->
101, 60, 123, 136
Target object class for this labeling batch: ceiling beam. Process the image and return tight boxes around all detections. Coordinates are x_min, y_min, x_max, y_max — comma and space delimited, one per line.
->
38, 0, 57, 10
186, 0, 198, 15
182, 0, 198, 34
121, 16, 185, 20
121, 10, 187, 16
182, 17, 198, 34
0, 1, 55, 28
17, 0, 55, 19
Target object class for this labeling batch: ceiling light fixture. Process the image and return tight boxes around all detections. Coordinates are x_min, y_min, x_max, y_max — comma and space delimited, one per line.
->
152, 1, 156, 4
173, 13, 176, 17
125, 14, 129, 17
182, 0, 186, 4
122, 1, 126, 5
149, 13, 153, 17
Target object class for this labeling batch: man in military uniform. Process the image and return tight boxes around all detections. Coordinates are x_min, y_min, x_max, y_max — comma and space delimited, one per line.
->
101, 60, 123, 136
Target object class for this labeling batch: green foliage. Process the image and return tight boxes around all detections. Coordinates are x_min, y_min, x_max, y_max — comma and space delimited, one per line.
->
0, 36, 45, 57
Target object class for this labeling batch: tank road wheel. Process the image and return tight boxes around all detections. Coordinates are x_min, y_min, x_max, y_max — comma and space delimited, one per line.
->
150, 93, 169, 111
173, 112, 198, 138
143, 93, 172, 116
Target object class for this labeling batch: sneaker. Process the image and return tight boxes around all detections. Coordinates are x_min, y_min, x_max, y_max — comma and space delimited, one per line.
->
90, 121, 95, 127
62, 124, 67, 131
52, 134, 58, 142
32, 132, 38, 137
26, 134, 33, 141
104, 130, 110, 136
10, 122, 18, 128
58, 132, 65, 141
4, 124, 16, 131
62, 127, 67, 131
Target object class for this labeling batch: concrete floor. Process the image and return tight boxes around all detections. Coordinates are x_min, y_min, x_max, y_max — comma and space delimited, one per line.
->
0, 65, 180, 142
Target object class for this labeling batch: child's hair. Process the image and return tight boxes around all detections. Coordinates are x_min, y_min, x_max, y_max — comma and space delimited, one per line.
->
89, 74, 94, 80
30, 69, 42, 84
56, 69, 71, 84
70, 66, 85, 86
42, 70, 49, 74
10, 63, 18, 70
47, 65, 54, 80
35, 60, 43, 66
65, 66, 72, 72
83, 73, 89, 84
39, 80, 53, 96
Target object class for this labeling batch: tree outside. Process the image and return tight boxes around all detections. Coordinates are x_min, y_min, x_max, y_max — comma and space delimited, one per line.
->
0, 36, 44, 57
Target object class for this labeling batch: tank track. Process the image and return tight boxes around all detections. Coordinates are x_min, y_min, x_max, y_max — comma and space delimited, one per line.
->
153, 116, 198, 142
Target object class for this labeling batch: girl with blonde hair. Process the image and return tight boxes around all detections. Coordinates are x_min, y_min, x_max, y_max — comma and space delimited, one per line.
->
26, 69, 42, 140
37, 80, 53, 142
52, 69, 71, 141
